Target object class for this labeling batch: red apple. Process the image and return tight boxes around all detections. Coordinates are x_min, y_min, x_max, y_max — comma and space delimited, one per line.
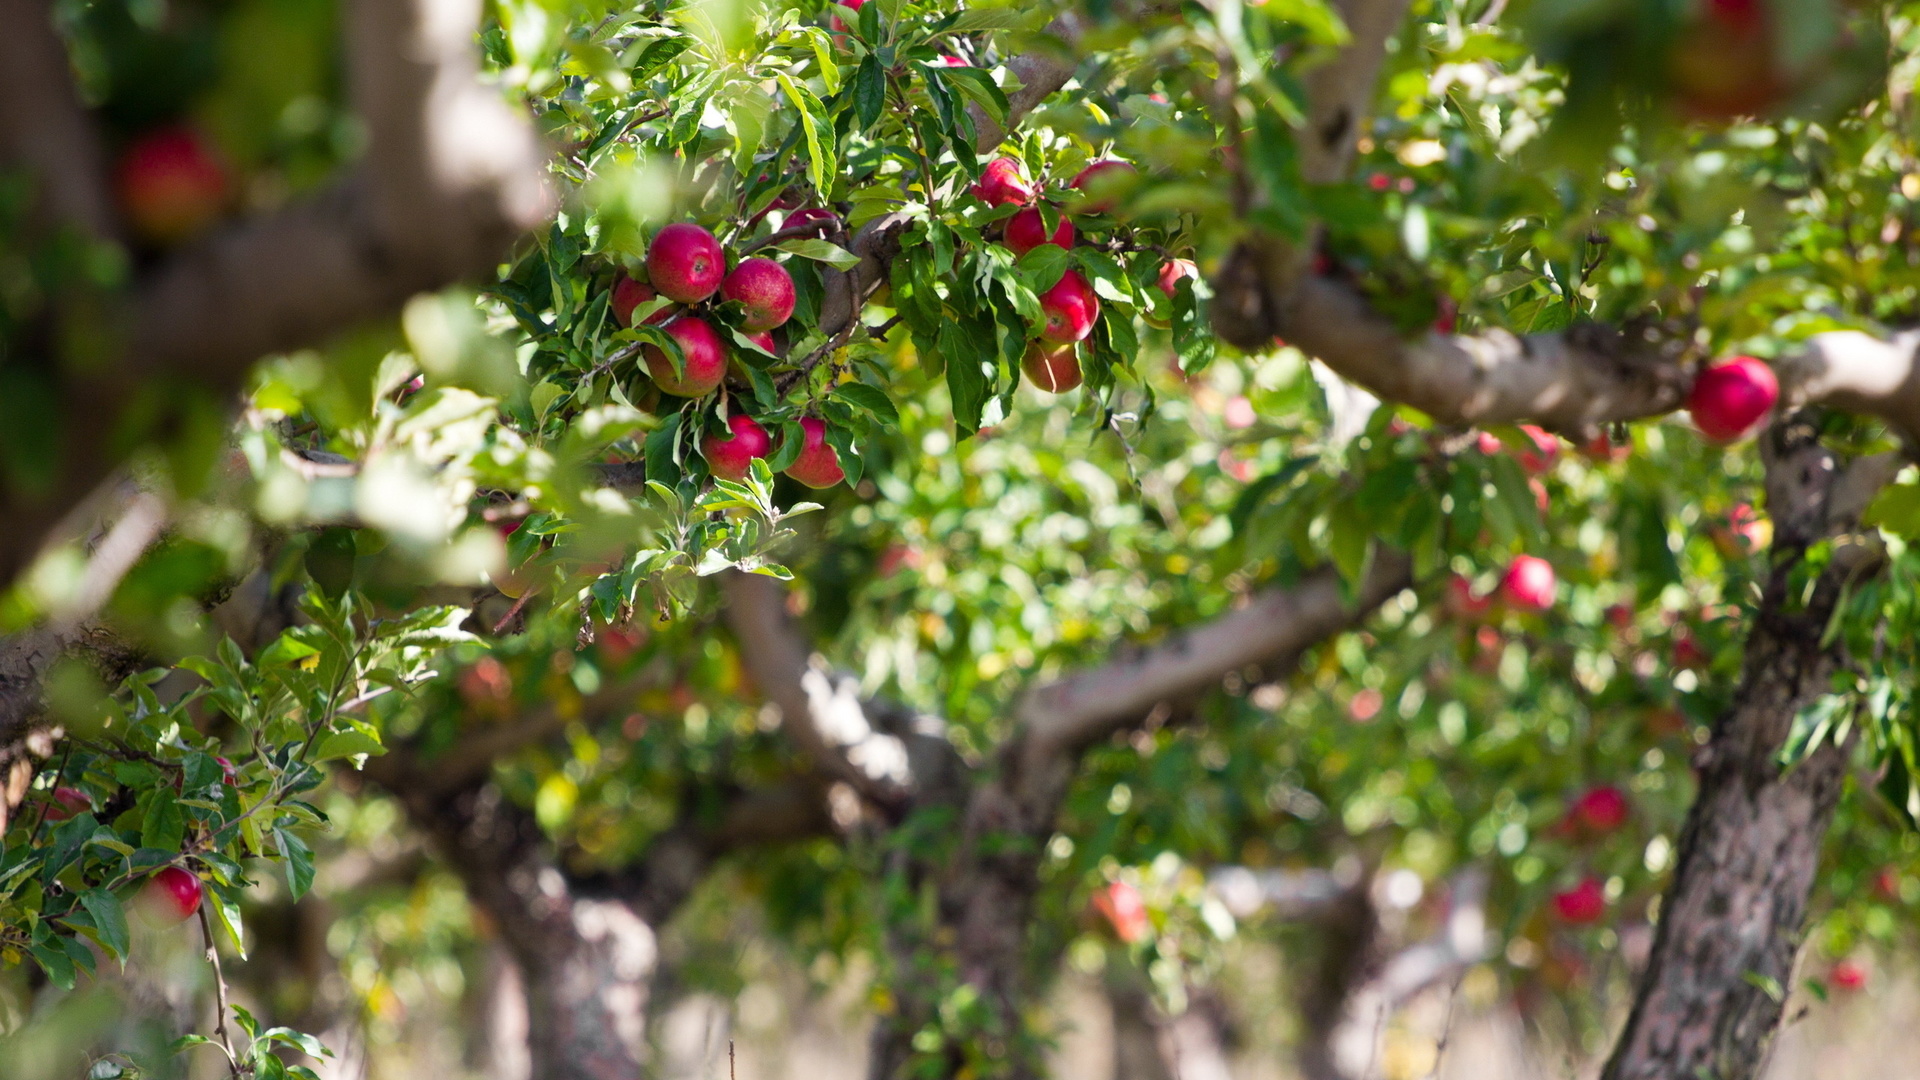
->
1551, 877, 1607, 924
1673, 632, 1708, 670
142, 867, 204, 925
1500, 555, 1556, 611
703, 414, 773, 481
973, 156, 1035, 207
44, 786, 91, 821
1571, 786, 1629, 833
215, 757, 238, 787
784, 417, 846, 488
643, 316, 727, 397
1223, 396, 1257, 430
1021, 341, 1083, 393
1446, 574, 1493, 621
1347, 687, 1384, 722
1093, 881, 1150, 943
744, 330, 778, 354
938, 54, 968, 66
1157, 258, 1199, 298
1669, 0, 1780, 120
1039, 270, 1100, 343
645, 223, 726, 304
830, 0, 867, 32
1005, 207, 1074, 255
1069, 159, 1136, 213
1687, 356, 1778, 442
611, 275, 672, 327
115, 126, 230, 244
720, 258, 796, 331
1516, 425, 1559, 474
1583, 432, 1632, 462
784, 207, 837, 234
1831, 958, 1868, 992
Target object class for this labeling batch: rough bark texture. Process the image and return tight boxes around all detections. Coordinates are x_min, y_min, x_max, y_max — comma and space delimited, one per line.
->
1600, 423, 1897, 1080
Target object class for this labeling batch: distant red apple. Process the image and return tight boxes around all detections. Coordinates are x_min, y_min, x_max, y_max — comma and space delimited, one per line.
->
643, 316, 727, 397
1831, 958, 1868, 992
1583, 432, 1632, 462
1873, 866, 1902, 901
1348, 687, 1384, 722
1500, 555, 1556, 611
702, 414, 773, 481
1069, 159, 1136, 213
115, 126, 230, 243
1673, 632, 1708, 670
44, 786, 91, 821
1669, 0, 1780, 121
1571, 786, 1630, 833
973, 157, 1035, 207
721, 258, 796, 331
938, 54, 968, 66
1093, 880, 1150, 943
1516, 425, 1559, 474
784, 418, 846, 489
1606, 603, 1635, 630
1446, 574, 1493, 621
1004, 207, 1074, 255
215, 757, 238, 787
1222, 396, 1257, 430
460, 656, 514, 706
1551, 877, 1607, 924
645, 223, 726, 304
1432, 296, 1458, 334
1039, 270, 1100, 343
142, 867, 204, 925
1687, 356, 1778, 442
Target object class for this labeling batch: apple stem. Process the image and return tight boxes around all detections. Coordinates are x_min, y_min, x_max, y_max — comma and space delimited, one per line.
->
199, 902, 243, 1077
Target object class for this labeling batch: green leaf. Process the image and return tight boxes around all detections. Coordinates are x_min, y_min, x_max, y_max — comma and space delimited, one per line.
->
833, 383, 900, 425
78, 889, 129, 963
939, 318, 996, 435
774, 238, 862, 270
311, 726, 387, 763
854, 54, 886, 129
274, 828, 316, 900
140, 789, 185, 853
1015, 246, 1068, 294
774, 72, 836, 195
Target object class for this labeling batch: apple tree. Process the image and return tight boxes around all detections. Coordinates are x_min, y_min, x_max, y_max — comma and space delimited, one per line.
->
3, 0, 1920, 1078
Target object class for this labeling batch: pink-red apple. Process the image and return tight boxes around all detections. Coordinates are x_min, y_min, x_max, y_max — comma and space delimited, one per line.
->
973, 157, 1036, 207
1069, 159, 1136, 213
1004, 207, 1074, 255
1157, 258, 1198, 298
938, 54, 968, 66
44, 786, 91, 821
784, 417, 846, 488
1551, 877, 1606, 924
643, 316, 727, 397
142, 867, 204, 925
703, 414, 773, 481
1831, 958, 1868, 992
1570, 786, 1629, 833
1516, 425, 1559, 474
830, 0, 867, 32
115, 127, 230, 244
1039, 270, 1100, 343
611, 275, 672, 327
1022, 341, 1082, 393
1092, 880, 1149, 943
720, 258, 796, 331
1669, 0, 1780, 120
1500, 555, 1556, 611
645, 223, 726, 304
1688, 356, 1778, 442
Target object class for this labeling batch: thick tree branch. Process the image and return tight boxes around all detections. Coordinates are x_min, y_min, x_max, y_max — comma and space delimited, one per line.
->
720, 571, 921, 809
1015, 550, 1413, 764
1298, 0, 1415, 185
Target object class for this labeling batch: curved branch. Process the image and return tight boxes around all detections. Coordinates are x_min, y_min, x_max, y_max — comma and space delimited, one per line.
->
1015, 550, 1413, 762
721, 571, 919, 808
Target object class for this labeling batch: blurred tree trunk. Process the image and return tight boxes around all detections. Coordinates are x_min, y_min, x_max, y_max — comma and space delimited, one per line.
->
1601, 425, 1897, 1080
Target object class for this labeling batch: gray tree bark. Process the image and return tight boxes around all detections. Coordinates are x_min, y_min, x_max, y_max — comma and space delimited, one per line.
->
1600, 422, 1898, 1080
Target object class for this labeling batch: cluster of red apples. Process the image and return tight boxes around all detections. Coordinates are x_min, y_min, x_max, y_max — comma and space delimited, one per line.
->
610, 223, 844, 488
970, 155, 1198, 392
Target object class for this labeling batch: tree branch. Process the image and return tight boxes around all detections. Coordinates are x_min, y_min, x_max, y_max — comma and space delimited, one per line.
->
720, 571, 920, 809
1298, 0, 1414, 185
1014, 550, 1413, 763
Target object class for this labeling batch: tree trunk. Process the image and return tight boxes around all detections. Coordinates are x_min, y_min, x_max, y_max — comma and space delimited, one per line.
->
406, 784, 659, 1080
1601, 427, 1893, 1080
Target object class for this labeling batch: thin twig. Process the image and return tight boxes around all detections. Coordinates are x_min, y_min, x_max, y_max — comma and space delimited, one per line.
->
492, 590, 538, 635
25, 743, 75, 848
199, 902, 244, 1077
730, 1039, 737, 1080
